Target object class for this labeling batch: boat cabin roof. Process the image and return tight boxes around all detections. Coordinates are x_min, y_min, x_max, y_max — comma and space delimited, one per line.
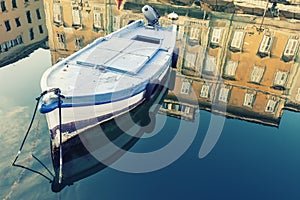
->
44, 21, 176, 96
73, 36, 161, 74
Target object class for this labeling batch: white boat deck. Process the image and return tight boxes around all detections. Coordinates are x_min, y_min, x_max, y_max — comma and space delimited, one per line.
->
43, 21, 176, 97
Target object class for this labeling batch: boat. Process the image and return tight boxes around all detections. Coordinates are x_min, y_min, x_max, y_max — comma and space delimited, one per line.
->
51, 83, 170, 192
39, 5, 176, 143
38, 5, 177, 185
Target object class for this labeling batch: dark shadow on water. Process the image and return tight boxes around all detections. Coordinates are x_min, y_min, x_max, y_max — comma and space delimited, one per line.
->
51, 84, 170, 192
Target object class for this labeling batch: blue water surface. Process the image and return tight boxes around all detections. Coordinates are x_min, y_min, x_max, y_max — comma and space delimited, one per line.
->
1, 49, 300, 200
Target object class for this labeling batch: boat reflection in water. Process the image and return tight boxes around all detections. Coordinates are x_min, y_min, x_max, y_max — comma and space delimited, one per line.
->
51, 74, 173, 192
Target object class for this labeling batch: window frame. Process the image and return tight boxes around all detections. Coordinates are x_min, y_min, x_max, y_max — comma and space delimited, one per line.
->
4, 20, 11, 31
15, 17, 21, 27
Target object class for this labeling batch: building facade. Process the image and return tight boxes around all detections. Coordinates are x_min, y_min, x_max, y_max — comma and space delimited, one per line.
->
43, 0, 128, 64
161, 13, 300, 126
0, 0, 48, 67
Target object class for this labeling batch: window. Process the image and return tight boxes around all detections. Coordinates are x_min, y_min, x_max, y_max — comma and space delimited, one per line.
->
38, 25, 43, 34
243, 93, 255, 108
36, 9, 41, 20
273, 71, 288, 88
56, 33, 65, 49
1, 43, 8, 52
230, 31, 245, 51
203, 55, 216, 74
26, 11, 32, 23
284, 39, 298, 56
72, 8, 81, 26
75, 38, 82, 50
15, 18, 21, 27
17, 35, 23, 44
181, 79, 191, 94
211, 28, 223, 45
167, 103, 172, 110
249, 65, 265, 84
53, 4, 62, 24
184, 52, 197, 69
6, 40, 12, 48
189, 27, 201, 41
1, 1, 7, 12
24, 0, 29, 4
258, 35, 273, 54
173, 104, 181, 112
12, 0, 17, 8
184, 106, 191, 114
4, 20, 11, 31
13, 38, 18, 46
29, 28, 34, 40
178, 25, 185, 40
113, 16, 118, 31
265, 99, 277, 113
2, 43, 7, 52
200, 84, 210, 98
93, 12, 103, 29
218, 87, 230, 103
223, 60, 238, 78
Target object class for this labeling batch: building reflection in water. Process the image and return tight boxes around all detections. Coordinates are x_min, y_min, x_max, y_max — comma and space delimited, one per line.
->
0, 0, 48, 67
43, 0, 300, 127
43, 0, 143, 64
162, 11, 300, 127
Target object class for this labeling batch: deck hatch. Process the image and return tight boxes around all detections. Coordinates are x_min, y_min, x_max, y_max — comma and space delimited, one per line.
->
105, 53, 149, 74
132, 35, 160, 44
123, 40, 159, 58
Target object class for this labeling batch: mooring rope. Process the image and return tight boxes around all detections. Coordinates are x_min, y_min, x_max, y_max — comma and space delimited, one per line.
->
11, 113, 54, 182
12, 97, 41, 166
10, 89, 65, 196
12, 88, 64, 183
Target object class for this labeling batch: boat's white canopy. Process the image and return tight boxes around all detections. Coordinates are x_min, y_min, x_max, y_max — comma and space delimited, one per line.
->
42, 20, 177, 97
75, 37, 160, 74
